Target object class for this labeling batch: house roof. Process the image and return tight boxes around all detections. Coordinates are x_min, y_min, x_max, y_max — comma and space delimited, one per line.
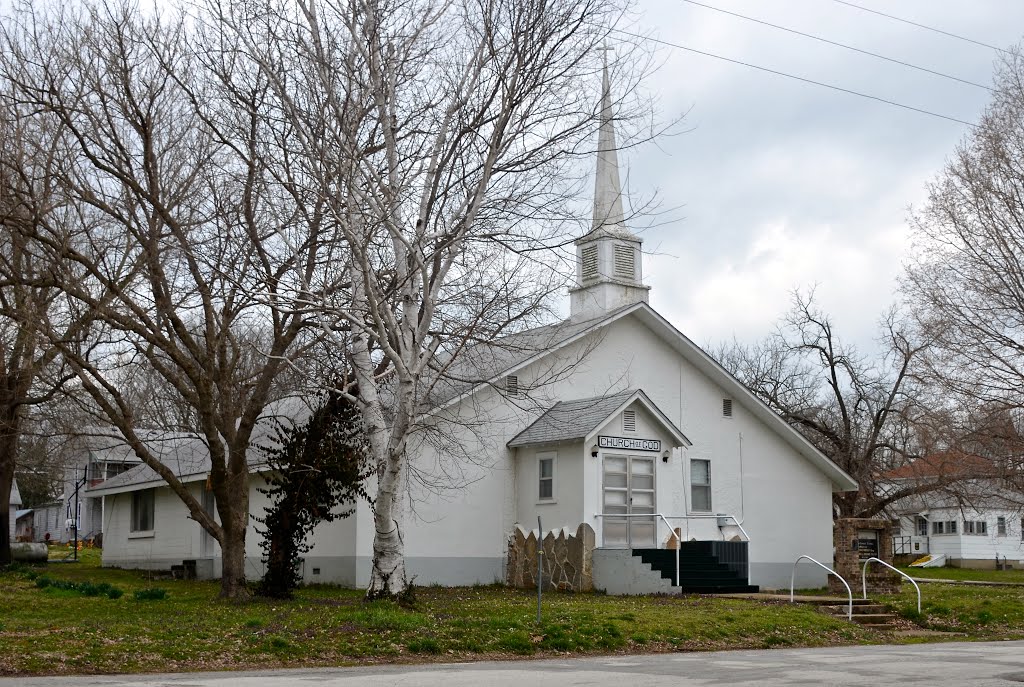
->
883, 451, 998, 480
438, 301, 858, 492
424, 303, 638, 409
84, 397, 316, 497
9, 478, 21, 507
507, 388, 691, 449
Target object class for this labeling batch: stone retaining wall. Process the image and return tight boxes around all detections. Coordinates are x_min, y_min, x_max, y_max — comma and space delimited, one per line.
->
506, 522, 595, 592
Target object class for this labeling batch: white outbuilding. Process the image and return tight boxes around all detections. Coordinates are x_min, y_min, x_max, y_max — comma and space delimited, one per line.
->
88, 65, 857, 592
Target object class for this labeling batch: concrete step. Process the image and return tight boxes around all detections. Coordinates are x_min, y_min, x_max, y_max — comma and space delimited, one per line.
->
825, 603, 888, 615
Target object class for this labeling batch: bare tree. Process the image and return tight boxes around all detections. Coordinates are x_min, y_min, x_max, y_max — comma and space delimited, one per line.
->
904, 48, 1024, 427
714, 291, 938, 518
0, 3, 325, 596
0, 91, 90, 564
204, 0, 653, 597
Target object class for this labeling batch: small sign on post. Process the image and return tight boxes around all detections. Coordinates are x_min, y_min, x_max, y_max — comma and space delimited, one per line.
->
537, 516, 543, 624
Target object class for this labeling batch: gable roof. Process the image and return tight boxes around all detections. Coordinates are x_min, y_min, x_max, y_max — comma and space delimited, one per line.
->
439, 301, 858, 492
508, 388, 691, 449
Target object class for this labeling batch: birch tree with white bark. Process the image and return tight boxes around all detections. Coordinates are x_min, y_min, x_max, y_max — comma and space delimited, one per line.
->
202, 0, 650, 597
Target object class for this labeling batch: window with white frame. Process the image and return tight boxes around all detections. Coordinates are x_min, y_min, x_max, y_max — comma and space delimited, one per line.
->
916, 517, 928, 536
537, 453, 555, 501
932, 520, 958, 535
964, 520, 988, 536
690, 459, 712, 512
131, 489, 155, 532
998, 516, 1007, 536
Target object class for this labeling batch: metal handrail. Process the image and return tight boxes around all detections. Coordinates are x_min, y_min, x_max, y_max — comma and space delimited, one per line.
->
593, 513, 680, 585
862, 557, 920, 614
791, 555, 852, 620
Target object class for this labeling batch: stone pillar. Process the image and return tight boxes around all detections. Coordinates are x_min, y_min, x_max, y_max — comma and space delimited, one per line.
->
830, 517, 901, 595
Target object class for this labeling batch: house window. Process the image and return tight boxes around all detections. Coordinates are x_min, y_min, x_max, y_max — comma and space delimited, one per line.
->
965, 520, 988, 536
690, 459, 712, 512
932, 520, 958, 535
538, 453, 555, 501
622, 410, 637, 433
916, 517, 928, 537
998, 517, 1007, 536
131, 489, 155, 532
722, 399, 733, 418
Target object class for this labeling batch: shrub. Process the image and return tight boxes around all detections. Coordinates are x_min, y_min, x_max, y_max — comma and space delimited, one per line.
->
34, 576, 52, 589
406, 638, 441, 654
134, 587, 168, 601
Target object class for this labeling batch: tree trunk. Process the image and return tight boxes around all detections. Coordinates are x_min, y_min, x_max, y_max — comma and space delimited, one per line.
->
219, 515, 249, 599
366, 446, 407, 599
0, 448, 13, 567
0, 410, 21, 567
215, 459, 251, 599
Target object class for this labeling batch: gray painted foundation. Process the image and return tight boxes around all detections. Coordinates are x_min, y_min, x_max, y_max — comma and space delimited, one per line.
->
751, 562, 828, 591
103, 554, 505, 589
592, 549, 675, 595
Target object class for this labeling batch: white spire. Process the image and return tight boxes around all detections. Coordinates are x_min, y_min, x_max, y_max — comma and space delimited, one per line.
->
591, 51, 636, 239
568, 50, 650, 319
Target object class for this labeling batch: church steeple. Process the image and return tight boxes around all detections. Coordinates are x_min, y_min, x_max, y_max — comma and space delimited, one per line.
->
569, 53, 650, 319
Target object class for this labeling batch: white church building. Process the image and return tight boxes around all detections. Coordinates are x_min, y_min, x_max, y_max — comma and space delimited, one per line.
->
88, 66, 858, 592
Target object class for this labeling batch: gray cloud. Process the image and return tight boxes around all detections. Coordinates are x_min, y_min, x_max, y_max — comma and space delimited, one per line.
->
616, 0, 1024, 351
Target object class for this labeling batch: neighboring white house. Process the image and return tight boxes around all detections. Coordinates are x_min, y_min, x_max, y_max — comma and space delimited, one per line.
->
86, 66, 859, 591
888, 452, 1024, 568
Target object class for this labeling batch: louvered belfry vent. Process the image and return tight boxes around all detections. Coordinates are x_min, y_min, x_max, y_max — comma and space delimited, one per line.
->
722, 398, 733, 418
614, 244, 635, 279
506, 375, 520, 397
581, 244, 599, 281
623, 409, 637, 432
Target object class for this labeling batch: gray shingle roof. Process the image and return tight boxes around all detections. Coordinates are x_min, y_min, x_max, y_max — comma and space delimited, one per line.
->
507, 389, 636, 448
423, 303, 640, 409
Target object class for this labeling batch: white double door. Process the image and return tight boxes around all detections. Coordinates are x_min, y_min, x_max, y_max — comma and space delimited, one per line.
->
602, 454, 656, 548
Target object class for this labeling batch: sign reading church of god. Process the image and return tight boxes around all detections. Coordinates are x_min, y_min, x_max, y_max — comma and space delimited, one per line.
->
598, 436, 661, 452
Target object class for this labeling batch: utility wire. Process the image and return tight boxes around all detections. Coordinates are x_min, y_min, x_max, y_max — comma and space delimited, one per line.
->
831, 0, 1009, 54
680, 0, 992, 92
611, 28, 978, 128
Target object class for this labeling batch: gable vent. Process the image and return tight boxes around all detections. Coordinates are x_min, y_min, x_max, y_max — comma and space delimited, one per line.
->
613, 244, 635, 279
506, 375, 520, 397
622, 409, 637, 432
581, 244, 599, 281
722, 398, 733, 418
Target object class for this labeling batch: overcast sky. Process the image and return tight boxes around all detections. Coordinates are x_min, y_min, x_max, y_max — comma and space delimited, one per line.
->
611, 0, 1024, 352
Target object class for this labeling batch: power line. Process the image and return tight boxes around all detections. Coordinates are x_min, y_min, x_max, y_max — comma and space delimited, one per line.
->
611, 28, 978, 128
831, 0, 1009, 54
680, 0, 992, 92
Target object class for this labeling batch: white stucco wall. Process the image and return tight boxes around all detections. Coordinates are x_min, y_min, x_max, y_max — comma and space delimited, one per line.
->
345, 312, 838, 589
97, 308, 843, 590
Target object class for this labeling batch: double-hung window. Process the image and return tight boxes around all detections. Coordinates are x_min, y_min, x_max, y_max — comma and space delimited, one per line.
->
690, 459, 712, 512
538, 453, 555, 501
131, 489, 155, 533
965, 520, 988, 536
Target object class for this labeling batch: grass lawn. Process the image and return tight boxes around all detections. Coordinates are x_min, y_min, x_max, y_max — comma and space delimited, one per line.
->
5, 555, 1024, 676
899, 565, 1024, 584
0, 553, 878, 676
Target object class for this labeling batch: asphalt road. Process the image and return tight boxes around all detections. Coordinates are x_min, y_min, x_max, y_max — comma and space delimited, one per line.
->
7, 641, 1024, 686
